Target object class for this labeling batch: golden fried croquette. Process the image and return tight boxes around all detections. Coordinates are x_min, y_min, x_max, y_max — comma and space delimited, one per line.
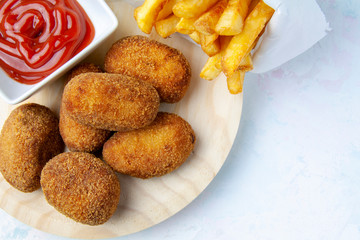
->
61, 64, 112, 152
66, 62, 103, 84
102, 112, 196, 179
41, 152, 121, 226
0, 103, 64, 192
59, 104, 112, 152
104, 35, 191, 103
62, 72, 160, 131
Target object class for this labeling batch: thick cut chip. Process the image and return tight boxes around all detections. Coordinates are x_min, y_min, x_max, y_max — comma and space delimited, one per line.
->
188, 31, 201, 44
222, 0, 274, 77
134, 0, 168, 34
193, 0, 227, 35
200, 33, 221, 56
215, 0, 252, 35
173, 0, 219, 18
200, 53, 222, 80
156, 0, 179, 21
176, 17, 197, 34
199, 32, 219, 47
227, 70, 245, 94
155, 14, 180, 38
238, 53, 253, 72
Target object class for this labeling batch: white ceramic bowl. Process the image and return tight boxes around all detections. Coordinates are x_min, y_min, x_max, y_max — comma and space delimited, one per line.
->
0, 0, 118, 105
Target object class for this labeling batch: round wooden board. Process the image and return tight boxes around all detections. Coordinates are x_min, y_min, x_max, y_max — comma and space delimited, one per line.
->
0, 0, 243, 238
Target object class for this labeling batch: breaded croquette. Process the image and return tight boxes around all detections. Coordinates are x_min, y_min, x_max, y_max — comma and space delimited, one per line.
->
104, 35, 191, 103
66, 62, 103, 84
0, 103, 64, 192
62, 72, 160, 131
102, 112, 196, 179
59, 104, 112, 152
61, 63, 112, 152
41, 152, 121, 225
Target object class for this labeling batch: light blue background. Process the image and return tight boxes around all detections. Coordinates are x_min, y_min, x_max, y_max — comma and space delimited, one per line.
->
1, 0, 360, 239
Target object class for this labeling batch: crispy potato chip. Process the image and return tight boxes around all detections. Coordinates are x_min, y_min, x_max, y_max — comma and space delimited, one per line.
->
222, 0, 274, 77
155, 14, 180, 38
193, 0, 227, 36
173, 0, 219, 19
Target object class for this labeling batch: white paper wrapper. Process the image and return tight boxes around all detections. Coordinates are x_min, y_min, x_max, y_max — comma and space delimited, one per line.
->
252, 0, 330, 73
123, 0, 330, 73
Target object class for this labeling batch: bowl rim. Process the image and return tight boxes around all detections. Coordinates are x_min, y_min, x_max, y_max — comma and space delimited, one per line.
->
0, 0, 119, 105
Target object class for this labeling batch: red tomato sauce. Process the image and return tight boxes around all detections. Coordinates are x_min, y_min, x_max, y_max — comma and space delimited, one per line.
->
0, 0, 95, 84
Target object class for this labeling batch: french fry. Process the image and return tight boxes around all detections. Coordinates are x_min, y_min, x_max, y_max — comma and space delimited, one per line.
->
219, 35, 232, 51
176, 17, 197, 34
188, 31, 201, 44
200, 53, 222, 80
227, 70, 245, 94
200, 33, 221, 56
134, 6, 141, 21
155, 14, 180, 38
215, 0, 252, 36
134, 0, 275, 95
248, 0, 261, 13
193, 0, 227, 36
199, 33, 219, 47
173, 0, 219, 19
238, 0, 253, 23
201, 40, 221, 57
238, 53, 253, 72
135, 0, 168, 34
214, 35, 232, 69
219, 36, 253, 70
222, 0, 274, 77
156, 0, 179, 21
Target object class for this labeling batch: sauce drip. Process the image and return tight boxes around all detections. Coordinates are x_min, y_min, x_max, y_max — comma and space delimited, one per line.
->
0, 0, 95, 84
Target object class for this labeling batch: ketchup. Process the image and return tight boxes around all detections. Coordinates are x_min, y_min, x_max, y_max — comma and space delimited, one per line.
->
0, 0, 95, 84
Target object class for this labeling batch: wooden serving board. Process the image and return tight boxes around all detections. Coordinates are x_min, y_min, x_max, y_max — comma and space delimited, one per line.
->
0, 0, 243, 238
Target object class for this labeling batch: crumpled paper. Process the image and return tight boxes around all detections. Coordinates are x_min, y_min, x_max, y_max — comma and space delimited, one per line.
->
252, 0, 330, 73
123, 0, 330, 73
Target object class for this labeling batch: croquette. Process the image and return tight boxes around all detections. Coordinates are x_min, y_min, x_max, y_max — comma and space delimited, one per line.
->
0, 103, 64, 192
104, 35, 191, 103
59, 104, 112, 152
102, 112, 196, 179
66, 62, 103, 84
60, 64, 112, 152
40, 152, 121, 226
62, 72, 160, 131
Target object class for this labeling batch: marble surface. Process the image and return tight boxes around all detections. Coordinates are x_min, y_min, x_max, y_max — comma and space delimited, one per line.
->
1, 0, 360, 239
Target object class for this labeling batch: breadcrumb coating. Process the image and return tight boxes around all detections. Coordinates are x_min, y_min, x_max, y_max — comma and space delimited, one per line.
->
0, 103, 64, 192
40, 152, 121, 225
66, 62, 103, 85
59, 104, 112, 152
104, 35, 191, 103
103, 112, 196, 179
62, 72, 160, 131
60, 63, 112, 152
